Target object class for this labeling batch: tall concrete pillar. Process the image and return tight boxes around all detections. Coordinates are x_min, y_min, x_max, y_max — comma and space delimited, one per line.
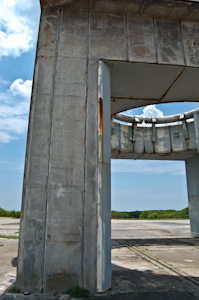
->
185, 155, 199, 237
16, 6, 111, 293
97, 62, 111, 292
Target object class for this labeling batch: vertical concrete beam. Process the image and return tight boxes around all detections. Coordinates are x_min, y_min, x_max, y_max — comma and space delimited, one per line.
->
97, 62, 111, 292
155, 19, 185, 65
17, 8, 99, 294
185, 155, 199, 237
127, 15, 156, 63
89, 12, 126, 60
16, 8, 61, 293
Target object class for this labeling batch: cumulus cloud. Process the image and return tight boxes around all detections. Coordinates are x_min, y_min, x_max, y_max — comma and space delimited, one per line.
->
124, 104, 164, 126
142, 105, 164, 118
0, 0, 40, 58
10, 78, 32, 98
111, 160, 185, 176
0, 78, 32, 143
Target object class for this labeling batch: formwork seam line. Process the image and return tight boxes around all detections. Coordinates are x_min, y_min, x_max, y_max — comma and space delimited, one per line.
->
125, 14, 129, 61
179, 20, 187, 66
42, 9, 62, 293
81, 9, 90, 289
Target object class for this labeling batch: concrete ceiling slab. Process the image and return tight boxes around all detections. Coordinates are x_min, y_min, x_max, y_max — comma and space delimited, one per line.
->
111, 98, 160, 115
163, 67, 199, 101
107, 61, 199, 114
107, 61, 183, 99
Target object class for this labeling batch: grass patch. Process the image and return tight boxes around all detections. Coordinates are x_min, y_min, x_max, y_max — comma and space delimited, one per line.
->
0, 244, 4, 246
53, 292, 58, 296
0, 235, 19, 239
8, 285, 20, 293
63, 286, 90, 298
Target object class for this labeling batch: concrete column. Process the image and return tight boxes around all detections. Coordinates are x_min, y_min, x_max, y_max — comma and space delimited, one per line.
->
185, 155, 199, 237
16, 8, 111, 294
97, 62, 111, 292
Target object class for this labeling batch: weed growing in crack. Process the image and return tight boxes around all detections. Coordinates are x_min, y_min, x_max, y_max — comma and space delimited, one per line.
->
63, 286, 90, 298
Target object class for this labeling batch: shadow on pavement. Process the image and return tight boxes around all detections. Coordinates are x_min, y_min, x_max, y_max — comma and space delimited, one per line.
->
11, 257, 18, 268
113, 237, 199, 247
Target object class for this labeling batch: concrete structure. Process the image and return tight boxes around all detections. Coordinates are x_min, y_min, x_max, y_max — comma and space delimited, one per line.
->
17, 0, 199, 294
112, 109, 199, 237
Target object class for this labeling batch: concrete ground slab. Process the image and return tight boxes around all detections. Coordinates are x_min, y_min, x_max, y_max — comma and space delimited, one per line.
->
110, 240, 199, 295
0, 218, 20, 237
89, 291, 197, 300
0, 239, 18, 294
146, 248, 199, 268
0, 218, 20, 294
111, 220, 191, 238
1, 219, 199, 299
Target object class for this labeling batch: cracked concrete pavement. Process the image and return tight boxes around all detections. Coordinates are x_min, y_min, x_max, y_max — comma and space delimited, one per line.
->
0, 218, 199, 299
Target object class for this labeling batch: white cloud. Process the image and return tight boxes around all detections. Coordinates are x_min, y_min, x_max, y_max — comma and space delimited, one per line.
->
124, 105, 165, 126
111, 160, 185, 176
125, 105, 164, 118
10, 78, 32, 99
0, 78, 31, 143
0, 0, 40, 58
0, 160, 24, 172
142, 105, 164, 118
0, 131, 17, 143
0, 76, 10, 86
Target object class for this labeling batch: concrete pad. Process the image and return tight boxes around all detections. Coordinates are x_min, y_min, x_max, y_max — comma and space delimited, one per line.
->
112, 241, 155, 272
0, 218, 20, 237
1, 219, 199, 299
146, 248, 199, 269
0, 239, 18, 294
0, 219, 19, 294
110, 240, 198, 295
88, 291, 197, 300
111, 220, 191, 238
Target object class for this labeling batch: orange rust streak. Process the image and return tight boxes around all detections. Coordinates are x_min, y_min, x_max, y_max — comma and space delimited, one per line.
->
99, 97, 103, 135
99, 97, 103, 162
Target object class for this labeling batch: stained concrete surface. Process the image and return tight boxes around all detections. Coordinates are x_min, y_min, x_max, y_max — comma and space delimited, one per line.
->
0, 218, 19, 294
1, 218, 199, 299
111, 219, 191, 238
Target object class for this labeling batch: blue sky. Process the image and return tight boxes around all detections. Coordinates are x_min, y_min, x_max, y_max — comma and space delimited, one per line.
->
0, 1, 198, 212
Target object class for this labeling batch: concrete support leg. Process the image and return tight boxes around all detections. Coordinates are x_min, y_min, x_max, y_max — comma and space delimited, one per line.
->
97, 62, 111, 292
16, 9, 111, 294
185, 155, 199, 237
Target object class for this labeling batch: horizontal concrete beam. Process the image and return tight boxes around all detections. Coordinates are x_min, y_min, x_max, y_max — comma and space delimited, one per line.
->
115, 107, 199, 124
40, 0, 199, 7
111, 117, 199, 160
40, 0, 74, 8
40, 0, 199, 22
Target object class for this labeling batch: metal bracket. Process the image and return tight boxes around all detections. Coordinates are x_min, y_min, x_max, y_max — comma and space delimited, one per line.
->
180, 114, 189, 140
194, 112, 199, 153
182, 119, 189, 140
152, 120, 157, 143
131, 122, 137, 142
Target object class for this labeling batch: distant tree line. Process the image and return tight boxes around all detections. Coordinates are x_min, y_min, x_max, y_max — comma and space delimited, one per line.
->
0, 207, 189, 220
111, 208, 189, 219
0, 207, 20, 218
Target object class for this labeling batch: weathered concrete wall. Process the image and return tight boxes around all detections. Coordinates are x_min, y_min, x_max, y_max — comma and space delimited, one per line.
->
185, 154, 199, 237
111, 120, 198, 160
17, 7, 99, 293
17, 0, 199, 294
